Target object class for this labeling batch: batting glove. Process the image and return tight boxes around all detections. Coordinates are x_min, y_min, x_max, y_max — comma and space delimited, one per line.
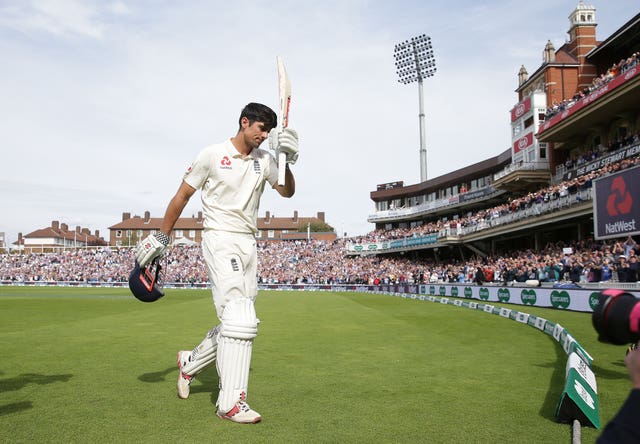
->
269, 127, 299, 165
135, 232, 170, 267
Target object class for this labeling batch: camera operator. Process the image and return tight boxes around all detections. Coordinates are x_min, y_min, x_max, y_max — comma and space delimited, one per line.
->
597, 342, 640, 443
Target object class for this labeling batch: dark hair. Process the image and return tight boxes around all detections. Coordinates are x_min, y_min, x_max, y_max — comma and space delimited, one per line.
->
238, 103, 277, 131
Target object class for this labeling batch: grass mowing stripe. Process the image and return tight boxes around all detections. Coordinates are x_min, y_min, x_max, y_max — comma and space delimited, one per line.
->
0, 287, 631, 443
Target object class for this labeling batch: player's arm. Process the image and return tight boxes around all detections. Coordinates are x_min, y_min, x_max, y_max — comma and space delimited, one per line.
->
135, 180, 196, 266
275, 164, 295, 198
161, 180, 197, 235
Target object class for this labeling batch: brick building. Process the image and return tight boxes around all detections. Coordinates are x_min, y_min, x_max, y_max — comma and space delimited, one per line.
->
108, 210, 336, 246
13, 221, 107, 253
510, 1, 600, 175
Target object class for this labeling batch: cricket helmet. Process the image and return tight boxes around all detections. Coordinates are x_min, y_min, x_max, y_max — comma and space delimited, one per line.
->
128, 258, 165, 303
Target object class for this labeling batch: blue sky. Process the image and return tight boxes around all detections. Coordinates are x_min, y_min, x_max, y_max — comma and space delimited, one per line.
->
0, 0, 634, 244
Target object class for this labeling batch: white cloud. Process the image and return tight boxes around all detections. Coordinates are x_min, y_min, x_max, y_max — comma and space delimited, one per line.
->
0, 0, 108, 38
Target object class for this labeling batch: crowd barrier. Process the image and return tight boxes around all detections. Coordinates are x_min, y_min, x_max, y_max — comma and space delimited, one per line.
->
3, 281, 638, 314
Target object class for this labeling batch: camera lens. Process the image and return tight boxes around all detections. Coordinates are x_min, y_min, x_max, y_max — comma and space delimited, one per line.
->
592, 290, 640, 345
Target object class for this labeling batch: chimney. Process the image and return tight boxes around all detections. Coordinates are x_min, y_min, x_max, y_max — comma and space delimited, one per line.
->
82, 228, 90, 235
293, 211, 298, 222
317, 212, 325, 222
518, 65, 528, 86
18, 232, 23, 244
543, 40, 555, 63
265, 211, 270, 221
95, 230, 100, 238
197, 211, 203, 223
52, 221, 59, 230
123, 212, 131, 221
61, 223, 68, 231
76, 226, 81, 234
144, 211, 150, 223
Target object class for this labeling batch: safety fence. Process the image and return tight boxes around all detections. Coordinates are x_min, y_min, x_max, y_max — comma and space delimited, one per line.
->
3, 280, 639, 313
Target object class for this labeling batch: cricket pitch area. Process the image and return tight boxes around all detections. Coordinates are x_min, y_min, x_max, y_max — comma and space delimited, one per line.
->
0, 286, 632, 443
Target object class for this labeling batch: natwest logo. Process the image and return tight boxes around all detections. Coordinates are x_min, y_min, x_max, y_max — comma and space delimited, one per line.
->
594, 165, 640, 239
220, 156, 232, 169
606, 176, 633, 216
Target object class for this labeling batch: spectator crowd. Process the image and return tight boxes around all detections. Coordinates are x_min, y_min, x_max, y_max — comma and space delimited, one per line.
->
0, 234, 637, 286
545, 51, 639, 119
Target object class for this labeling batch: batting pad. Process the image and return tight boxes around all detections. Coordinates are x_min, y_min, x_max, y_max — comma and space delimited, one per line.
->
181, 325, 220, 376
216, 298, 259, 413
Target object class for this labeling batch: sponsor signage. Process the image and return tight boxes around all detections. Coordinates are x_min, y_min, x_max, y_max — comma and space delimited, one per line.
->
556, 365, 601, 429
510, 96, 531, 122
497, 288, 510, 302
593, 165, 640, 239
521, 289, 537, 305
566, 352, 597, 392
550, 290, 571, 309
562, 143, 640, 181
513, 132, 533, 154
459, 186, 496, 203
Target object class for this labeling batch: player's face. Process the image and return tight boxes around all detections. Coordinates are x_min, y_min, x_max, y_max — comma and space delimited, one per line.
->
242, 118, 270, 149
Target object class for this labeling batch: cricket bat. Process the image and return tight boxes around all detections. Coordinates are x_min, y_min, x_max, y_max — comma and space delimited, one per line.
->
276, 55, 291, 186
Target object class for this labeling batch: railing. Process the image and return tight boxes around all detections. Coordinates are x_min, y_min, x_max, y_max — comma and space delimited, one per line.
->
368, 185, 500, 222
493, 161, 549, 182
460, 187, 592, 236
350, 187, 593, 253
552, 142, 640, 183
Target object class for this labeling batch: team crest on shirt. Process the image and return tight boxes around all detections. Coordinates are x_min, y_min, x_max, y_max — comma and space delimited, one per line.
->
220, 156, 232, 170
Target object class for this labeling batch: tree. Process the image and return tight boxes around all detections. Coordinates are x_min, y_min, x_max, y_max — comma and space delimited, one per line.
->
298, 221, 335, 233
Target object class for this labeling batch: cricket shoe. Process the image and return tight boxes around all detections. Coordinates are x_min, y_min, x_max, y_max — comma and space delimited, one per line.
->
217, 400, 262, 424
176, 350, 194, 399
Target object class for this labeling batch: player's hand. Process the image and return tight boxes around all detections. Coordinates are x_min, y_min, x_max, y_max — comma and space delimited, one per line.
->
626, 341, 640, 389
134, 232, 170, 267
269, 128, 299, 165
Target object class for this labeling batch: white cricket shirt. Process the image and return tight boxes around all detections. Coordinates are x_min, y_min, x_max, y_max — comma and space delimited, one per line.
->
183, 139, 279, 234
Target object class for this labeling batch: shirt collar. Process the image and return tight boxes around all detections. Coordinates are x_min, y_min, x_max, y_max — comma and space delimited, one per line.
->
226, 138, 256, 159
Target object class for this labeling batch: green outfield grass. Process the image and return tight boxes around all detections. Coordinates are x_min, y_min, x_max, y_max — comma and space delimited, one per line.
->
0, 287, 633, 443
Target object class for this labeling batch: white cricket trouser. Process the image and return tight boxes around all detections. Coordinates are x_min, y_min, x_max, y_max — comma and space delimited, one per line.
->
202, 230, 260, 413
201, 229, 258, 319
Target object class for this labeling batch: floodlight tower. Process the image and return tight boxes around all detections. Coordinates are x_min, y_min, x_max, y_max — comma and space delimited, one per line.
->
394, 34, 436, 183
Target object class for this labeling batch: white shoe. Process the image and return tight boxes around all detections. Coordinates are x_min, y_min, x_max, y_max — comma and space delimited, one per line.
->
217, 400, 262, 424
176, 351, 193, 399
